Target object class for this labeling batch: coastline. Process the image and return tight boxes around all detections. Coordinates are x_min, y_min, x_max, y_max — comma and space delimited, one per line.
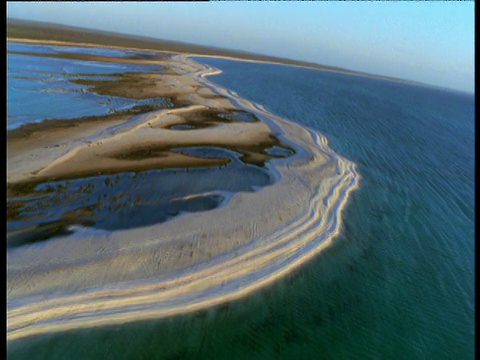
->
7, 39, 359, 341
9, 17, 468, 94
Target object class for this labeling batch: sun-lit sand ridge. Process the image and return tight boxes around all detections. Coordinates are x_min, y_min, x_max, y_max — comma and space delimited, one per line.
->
7, 42, 359, 341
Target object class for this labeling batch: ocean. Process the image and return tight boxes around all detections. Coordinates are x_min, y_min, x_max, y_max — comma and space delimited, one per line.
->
7, 51, 474, 359
188, 57, 475, 359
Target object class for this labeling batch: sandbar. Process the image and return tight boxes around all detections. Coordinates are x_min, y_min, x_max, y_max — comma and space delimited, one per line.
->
7, 34, 359, 341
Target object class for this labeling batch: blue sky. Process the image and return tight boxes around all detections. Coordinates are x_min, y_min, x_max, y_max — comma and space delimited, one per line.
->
7, 2, 475, 93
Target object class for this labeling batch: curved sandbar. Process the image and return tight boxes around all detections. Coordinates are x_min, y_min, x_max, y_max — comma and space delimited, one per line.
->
7, 49, 359, 341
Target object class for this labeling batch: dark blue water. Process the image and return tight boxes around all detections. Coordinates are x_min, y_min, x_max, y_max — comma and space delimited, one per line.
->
8, 57, 474, 359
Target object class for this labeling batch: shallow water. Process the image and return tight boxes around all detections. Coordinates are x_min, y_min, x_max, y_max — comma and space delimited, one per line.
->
7, 43, 166, 129
7, 52, 474, 358
7, 149, 274, 248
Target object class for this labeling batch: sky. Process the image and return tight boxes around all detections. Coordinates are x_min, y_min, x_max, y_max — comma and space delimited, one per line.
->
7, 1, 475, 93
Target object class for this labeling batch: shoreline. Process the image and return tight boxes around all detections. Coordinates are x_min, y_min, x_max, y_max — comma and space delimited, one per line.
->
7, 43, 280, 184
7, 40, 359, 341
7, 36, 438, 91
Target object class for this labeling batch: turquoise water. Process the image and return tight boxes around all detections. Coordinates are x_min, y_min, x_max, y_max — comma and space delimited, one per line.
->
8, 56, 474, 359
193, 58, 475, 358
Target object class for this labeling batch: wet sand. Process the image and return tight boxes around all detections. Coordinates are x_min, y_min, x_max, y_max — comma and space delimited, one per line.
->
7, 48, 278, 185
7, 37, 359, 341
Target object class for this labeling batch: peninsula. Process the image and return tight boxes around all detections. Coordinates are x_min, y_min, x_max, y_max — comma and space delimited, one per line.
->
7, 19, 359, 341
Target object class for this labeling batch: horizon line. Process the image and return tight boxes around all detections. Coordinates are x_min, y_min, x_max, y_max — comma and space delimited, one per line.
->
6, 17, 473, 96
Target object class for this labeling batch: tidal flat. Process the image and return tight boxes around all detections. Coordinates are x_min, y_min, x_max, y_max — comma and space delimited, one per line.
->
7, 40, 358, 342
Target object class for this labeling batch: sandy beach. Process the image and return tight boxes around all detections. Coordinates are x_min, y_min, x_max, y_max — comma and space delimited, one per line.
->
7, 26, 359, 341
